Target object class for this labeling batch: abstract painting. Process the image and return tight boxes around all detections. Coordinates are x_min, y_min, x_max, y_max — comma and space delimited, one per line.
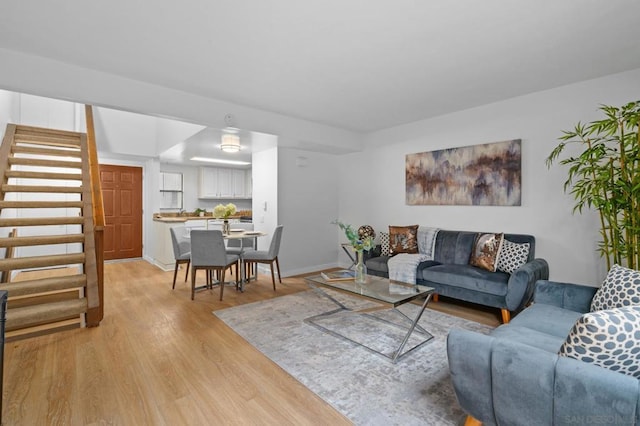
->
406, 139, 521, 206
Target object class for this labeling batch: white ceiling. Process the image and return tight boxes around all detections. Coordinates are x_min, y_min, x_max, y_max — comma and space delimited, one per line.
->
1, 1, 640, 133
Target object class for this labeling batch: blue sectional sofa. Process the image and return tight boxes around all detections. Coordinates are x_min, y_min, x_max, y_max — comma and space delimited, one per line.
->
365, 229, 549, 322
447, 280, 640, 426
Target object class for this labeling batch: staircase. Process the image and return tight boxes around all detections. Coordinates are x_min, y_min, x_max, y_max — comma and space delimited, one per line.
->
0, 117, 104, 340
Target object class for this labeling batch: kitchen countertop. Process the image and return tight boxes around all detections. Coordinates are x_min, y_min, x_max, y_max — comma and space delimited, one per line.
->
153, 215, 249, 223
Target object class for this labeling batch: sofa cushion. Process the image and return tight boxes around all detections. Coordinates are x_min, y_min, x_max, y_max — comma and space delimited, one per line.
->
388, 225, 419, 255
469, 232, 504, 272
497, 239, 530, 274
590, 264, 640, 312
490, 324, 567, 353
510, 303, 584, 338
433, 231, 476, 265
559, 305, 640, 378
421, 264, 509, 296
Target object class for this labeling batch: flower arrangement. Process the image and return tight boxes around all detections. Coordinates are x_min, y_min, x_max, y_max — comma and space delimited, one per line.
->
213, 203, 237, 219
332, 220, 375, 252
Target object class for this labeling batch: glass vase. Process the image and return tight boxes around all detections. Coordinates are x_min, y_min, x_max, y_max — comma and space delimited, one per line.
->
355, 250, 367, 284
222, 219, 230, 235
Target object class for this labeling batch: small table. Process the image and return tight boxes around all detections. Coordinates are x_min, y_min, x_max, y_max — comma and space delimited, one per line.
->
304, 274, 435, 363
340, 243, 357, 270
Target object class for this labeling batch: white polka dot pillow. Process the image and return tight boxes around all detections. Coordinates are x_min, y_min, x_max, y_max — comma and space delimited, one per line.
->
590, 264, 640, 312
496, 239, 530, 274
379, 232, 390, 256
558, 305, 640, 378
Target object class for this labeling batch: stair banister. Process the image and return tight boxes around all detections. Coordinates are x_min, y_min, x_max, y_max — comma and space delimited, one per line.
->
84, 105, 105, 326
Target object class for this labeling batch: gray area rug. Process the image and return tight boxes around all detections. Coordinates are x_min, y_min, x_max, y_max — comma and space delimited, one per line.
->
214, 289, 493, 425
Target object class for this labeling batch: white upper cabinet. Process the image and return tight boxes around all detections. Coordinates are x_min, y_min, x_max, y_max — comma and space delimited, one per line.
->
198, 167, 251, 199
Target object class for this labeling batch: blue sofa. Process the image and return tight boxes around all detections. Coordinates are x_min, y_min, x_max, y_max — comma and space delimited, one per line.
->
447, 280, 640, 426
365, 229, 549, 322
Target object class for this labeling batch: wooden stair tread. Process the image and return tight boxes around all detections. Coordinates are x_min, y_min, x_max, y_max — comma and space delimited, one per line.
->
0, 234, 85, 247
0, 200, 84, 209
0, 253, 85, 271
12, 145, 81, 157
8, 157, 82, 168
5, 170, 82, 180
2, 184, 83, 193
15, 125, 81, 139
6, 298, 87, 331
0, 217, 84, 227
0, 274, 87, 297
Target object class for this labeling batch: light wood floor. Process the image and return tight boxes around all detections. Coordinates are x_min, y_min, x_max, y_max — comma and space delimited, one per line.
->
2, 260, 500, 425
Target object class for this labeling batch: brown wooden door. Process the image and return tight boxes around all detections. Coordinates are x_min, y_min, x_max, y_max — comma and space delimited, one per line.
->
100, 164, 143, 260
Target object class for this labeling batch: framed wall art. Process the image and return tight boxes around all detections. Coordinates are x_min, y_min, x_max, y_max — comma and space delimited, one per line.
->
406, 139, 521, 206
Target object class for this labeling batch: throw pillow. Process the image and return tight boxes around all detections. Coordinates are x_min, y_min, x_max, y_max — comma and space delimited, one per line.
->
590, 264, 640, 312
388, 225, 419, 256
379, 232, 390, 256
558, 305, 640, 378
496, 239, 530, 274
469, 232, 504, 272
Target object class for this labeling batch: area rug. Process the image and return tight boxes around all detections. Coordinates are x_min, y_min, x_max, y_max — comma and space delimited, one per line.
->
214, 289, 493, 425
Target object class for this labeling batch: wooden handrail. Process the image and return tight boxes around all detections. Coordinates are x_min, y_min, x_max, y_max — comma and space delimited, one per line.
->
84, 105, 104, 326
84, 105, 105, 230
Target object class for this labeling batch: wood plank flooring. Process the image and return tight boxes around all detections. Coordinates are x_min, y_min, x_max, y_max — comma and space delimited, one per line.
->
2, 260, 500, 425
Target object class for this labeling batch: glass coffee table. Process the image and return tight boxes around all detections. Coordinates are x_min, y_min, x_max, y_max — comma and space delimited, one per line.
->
304, 274, 435, 363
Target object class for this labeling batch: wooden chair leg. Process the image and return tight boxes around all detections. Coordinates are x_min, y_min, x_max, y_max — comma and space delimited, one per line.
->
269, 262, 276, 290
432, 293, 439, 302
275, 256, 281, 284
172, 262, 179, 289
501, 309, 511, 324
235, 262, 239, 284
190, 268, 196, 300
185, 260, 190, 282
464, 415, 482, 426
219, 268, 225, 301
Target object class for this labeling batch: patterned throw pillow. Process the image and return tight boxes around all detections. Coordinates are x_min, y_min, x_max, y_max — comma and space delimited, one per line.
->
379, 232, 390, 256
469, 232, 504, 272
590, 264, 640, 312
496, 240, 530, 274
388, 225, 419, 256
558, 305, 640, 378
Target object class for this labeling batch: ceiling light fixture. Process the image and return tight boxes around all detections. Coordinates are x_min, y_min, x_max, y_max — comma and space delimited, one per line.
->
190, 156, 251, 166
220, 133, 241, 153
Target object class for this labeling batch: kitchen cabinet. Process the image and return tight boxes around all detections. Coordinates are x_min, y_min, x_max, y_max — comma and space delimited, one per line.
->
198, 167, 251, 199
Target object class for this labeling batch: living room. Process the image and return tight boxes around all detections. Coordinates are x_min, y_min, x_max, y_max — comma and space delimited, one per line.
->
1, 2, 640, 425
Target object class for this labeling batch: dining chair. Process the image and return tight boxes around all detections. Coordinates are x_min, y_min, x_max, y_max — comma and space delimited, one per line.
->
170, 225, 191, 289
190, 230, 239, 301
242, 225, 283, 290
226, 222, 256, 280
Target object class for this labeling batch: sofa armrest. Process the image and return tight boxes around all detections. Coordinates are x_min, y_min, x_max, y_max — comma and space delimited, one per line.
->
364, 245, 381, 260
504, 258, 549, 312
447, 329, 496, 423
533, 280, 598, 313
447, 329, 640, 425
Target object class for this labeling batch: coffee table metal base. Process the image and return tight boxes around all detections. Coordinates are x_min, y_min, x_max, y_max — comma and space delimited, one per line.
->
305, 284, 434, 363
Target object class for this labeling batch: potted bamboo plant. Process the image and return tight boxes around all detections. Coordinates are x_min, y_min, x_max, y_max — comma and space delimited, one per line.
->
546, 100, 640, 270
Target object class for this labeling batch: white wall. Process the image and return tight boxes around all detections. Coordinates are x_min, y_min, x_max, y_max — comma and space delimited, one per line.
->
339, 68, 640, 286
0, 90, 17, 132
252, 147, 278, 250
278, 148, 340, 276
